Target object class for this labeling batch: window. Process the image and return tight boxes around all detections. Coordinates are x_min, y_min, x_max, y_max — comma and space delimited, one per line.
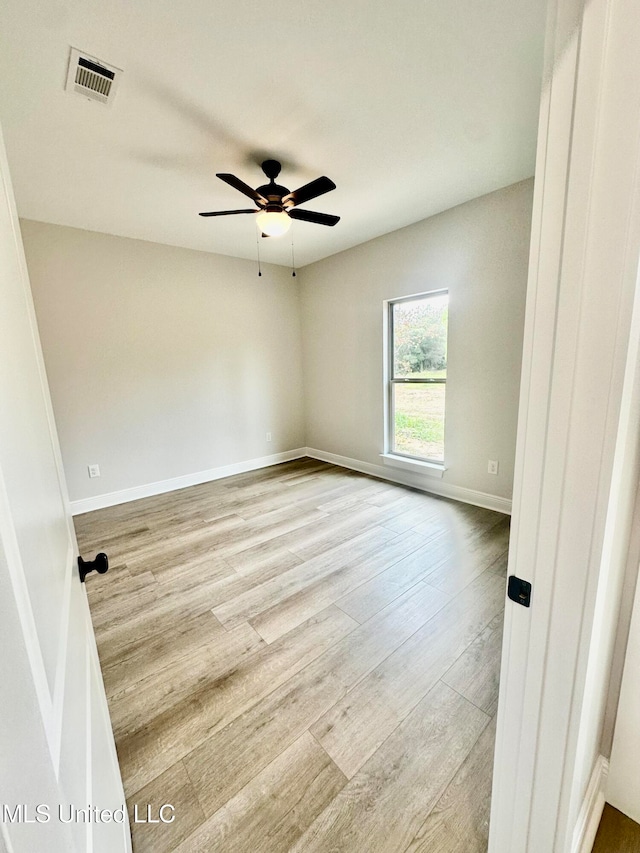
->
387, 290, 448, 464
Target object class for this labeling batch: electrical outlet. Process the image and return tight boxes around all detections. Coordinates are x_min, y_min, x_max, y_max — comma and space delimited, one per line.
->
266, 432, 272, 442
488, 460, 499, 475
88, 464, 101, 478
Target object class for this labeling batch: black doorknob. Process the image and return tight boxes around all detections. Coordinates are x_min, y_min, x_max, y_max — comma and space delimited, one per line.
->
78, 552, 109, 583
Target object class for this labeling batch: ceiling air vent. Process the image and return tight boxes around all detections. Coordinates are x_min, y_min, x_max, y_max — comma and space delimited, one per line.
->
65, 48, 122, 105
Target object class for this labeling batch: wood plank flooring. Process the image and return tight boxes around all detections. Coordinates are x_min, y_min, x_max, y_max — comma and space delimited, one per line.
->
75, 458, 509, 853
592, 805, 640, 852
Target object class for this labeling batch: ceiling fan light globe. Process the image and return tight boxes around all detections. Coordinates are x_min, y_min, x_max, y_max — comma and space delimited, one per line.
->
256, 210, 291, 237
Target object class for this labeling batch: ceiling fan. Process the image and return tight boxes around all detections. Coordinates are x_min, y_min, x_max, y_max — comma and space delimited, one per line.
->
199, 159, 340, 237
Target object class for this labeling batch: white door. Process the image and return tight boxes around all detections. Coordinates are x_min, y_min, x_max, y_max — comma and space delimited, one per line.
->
0, 123, 129, 853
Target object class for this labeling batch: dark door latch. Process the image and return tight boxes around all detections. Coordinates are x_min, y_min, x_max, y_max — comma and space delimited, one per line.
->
508, 575, 532, 608
78, 552, 109, 583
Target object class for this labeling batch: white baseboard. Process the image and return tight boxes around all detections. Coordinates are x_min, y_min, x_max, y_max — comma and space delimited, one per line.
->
304, 447, 512, 514
69, 448, 307, 515
70, 445, 512, 517
571, 755, 609, 853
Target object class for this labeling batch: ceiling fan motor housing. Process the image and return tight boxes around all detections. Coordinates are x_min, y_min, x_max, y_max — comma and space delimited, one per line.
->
262, 203, 288, 214
257, 184, 291, 207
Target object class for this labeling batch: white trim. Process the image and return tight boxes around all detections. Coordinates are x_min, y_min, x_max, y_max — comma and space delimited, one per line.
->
85, 642, 93, 853
83, 598, 132, 851
386, 287, 449, 305
71, 445, 509, 517
0, 817, 15, 853
571, 756, 609, 853
380, 452, 446, 478
306, 447, 512, 514
51, 541, 74, 776
70, 448, 308, 515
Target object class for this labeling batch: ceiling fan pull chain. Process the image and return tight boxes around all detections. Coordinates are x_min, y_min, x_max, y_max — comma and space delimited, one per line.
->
291, 232, 296, 278
256, 230, 262, 277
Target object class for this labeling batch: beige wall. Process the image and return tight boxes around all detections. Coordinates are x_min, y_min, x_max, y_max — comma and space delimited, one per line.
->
299, 179, 533, 501
22, 179, 532, 507
21, 221, 305, 503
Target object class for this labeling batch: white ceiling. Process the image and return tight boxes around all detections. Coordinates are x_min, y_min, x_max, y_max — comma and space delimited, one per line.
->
0, 0, 546, 268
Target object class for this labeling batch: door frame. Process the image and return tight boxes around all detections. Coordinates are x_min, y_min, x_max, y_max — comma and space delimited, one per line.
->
490, 0, 640, 849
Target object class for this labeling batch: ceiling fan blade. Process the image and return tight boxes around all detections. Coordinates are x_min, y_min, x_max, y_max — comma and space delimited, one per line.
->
199, 209, 257, 217
282, 176, 336, 207
288, 208, 340, 226
216, 173, 267, 205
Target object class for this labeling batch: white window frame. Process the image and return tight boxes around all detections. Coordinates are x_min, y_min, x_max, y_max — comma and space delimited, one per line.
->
382, 289, 448, 477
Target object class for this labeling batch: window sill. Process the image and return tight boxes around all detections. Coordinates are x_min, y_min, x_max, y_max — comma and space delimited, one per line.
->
380, 453, 446, 479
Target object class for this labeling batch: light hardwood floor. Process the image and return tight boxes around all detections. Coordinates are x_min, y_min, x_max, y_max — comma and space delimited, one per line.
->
75, 458, 509, 853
